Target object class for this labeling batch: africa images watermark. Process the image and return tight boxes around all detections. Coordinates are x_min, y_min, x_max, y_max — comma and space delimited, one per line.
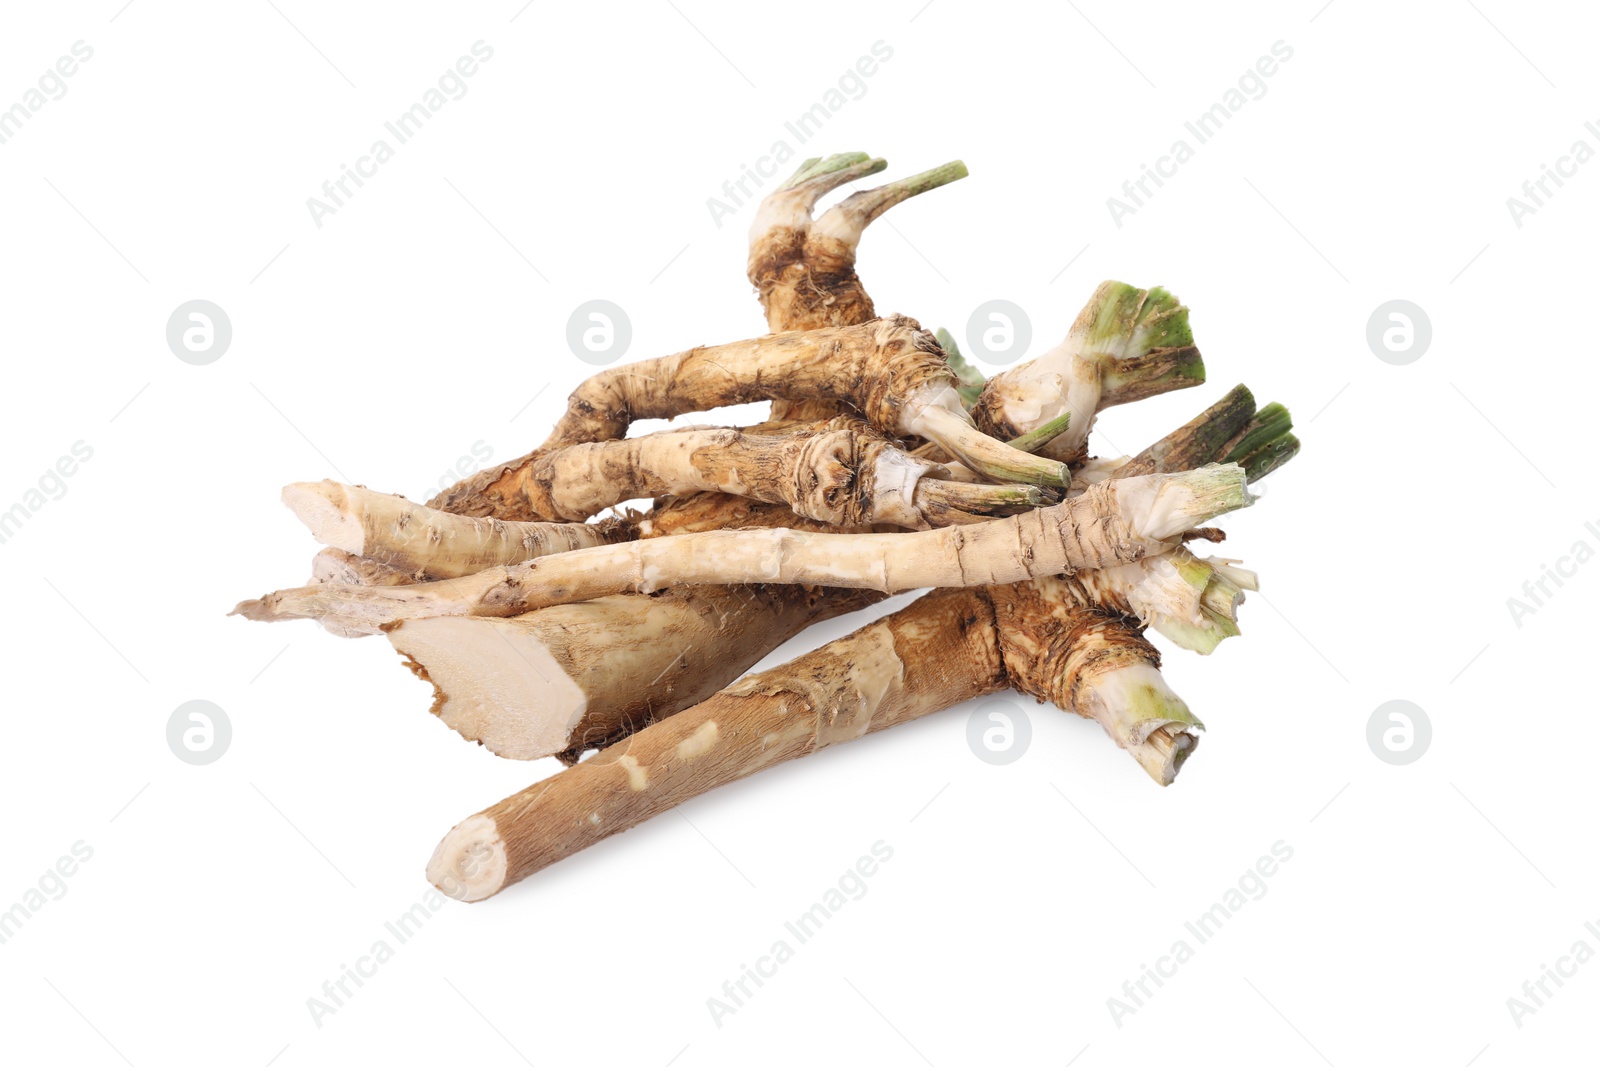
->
305, 41, 495, 228
1106, 840, 1294, 1028
1106, 40, 1294, 228
0, 841, 94, 947
1, 441, 94, 547
706, 840, 895, 1027
1505, 120, 1600, 228
1505, 919, 1600, 1029
0, 40, 94, 147
304, 854, 487, 1028
430, 439, 493, 497
705, 40, 895, 229
1504, 518, 1600, 628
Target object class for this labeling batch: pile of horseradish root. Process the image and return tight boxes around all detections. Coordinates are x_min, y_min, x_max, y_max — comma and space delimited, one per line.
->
234, 153, 1297, 901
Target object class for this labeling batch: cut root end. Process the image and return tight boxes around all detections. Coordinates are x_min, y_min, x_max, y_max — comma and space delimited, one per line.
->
282, 481, 366, 556
1083, 664, 1205, 785
1134, 722, 1201, 786
427, 813, 509, 903
387, 616, 587, 760
1119, 463, 1252, 541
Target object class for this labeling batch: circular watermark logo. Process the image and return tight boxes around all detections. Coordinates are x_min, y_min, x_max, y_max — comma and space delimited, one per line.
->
167, 700, 232, 766
566, 299, 631, 366
1366, 300, 1431, 366
1366, 699, 1430, 765
966, 698, 1032, 765
166, 300, 232, 365
965, 299, 1032, 366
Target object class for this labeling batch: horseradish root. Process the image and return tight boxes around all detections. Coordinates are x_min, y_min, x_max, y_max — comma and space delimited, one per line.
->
396, 382, 1294, 762
392, 155, 975, 761
231, 150, 1296, 900
750, 155, 968, 420
404, 156, 970, 758
749, 155, 968, 336
232, 464, 1250, 634
426, 418, 1049, 530
427, 575, 1197, 899
425, 586, 1009, 900
433, 313, 1066, 520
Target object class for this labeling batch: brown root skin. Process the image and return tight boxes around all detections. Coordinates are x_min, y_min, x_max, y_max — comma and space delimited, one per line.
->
483, 417, 1029, 530
406, 157, 936, 768
429, 316, 961, 522
750, 157, 967, 421
403, 383, 1271, 767
747, 154, 886, 342
396, 490, 896, 763
310, 383, 1276, 768
992, 578, 1156, 710
426, 585, 1008, 901
402, 171, 1240, 784
426, 155, 964, 512
1114, 384, 1255, 478
426, 576, 1191, 901
387, 583, 882, 762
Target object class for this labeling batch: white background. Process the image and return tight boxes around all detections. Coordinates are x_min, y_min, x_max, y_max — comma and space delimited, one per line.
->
1, 1, 1594, 1064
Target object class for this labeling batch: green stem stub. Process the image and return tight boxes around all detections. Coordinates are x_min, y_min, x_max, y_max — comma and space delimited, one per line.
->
1225, 402, 1290, 464
1006, 410, 1072, 454
1240, 434, 1300, 482
1223, 402, 1298, 482
1118, 384, 1255, 478
779, 152, 886, 194
914, 405, 1069, 486
843, 160, 969, 219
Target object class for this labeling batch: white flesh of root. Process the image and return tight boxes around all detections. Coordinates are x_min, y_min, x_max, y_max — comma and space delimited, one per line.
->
394, 617, 586, 760
384, 580, 869, 762
984, 340, 1105, 459
425, 814, 506, 902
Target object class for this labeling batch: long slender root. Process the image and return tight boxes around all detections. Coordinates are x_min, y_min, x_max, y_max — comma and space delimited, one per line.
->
425, 575, 1198, 900
233, 465, 1251, 634
425, 586, 1009, 900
